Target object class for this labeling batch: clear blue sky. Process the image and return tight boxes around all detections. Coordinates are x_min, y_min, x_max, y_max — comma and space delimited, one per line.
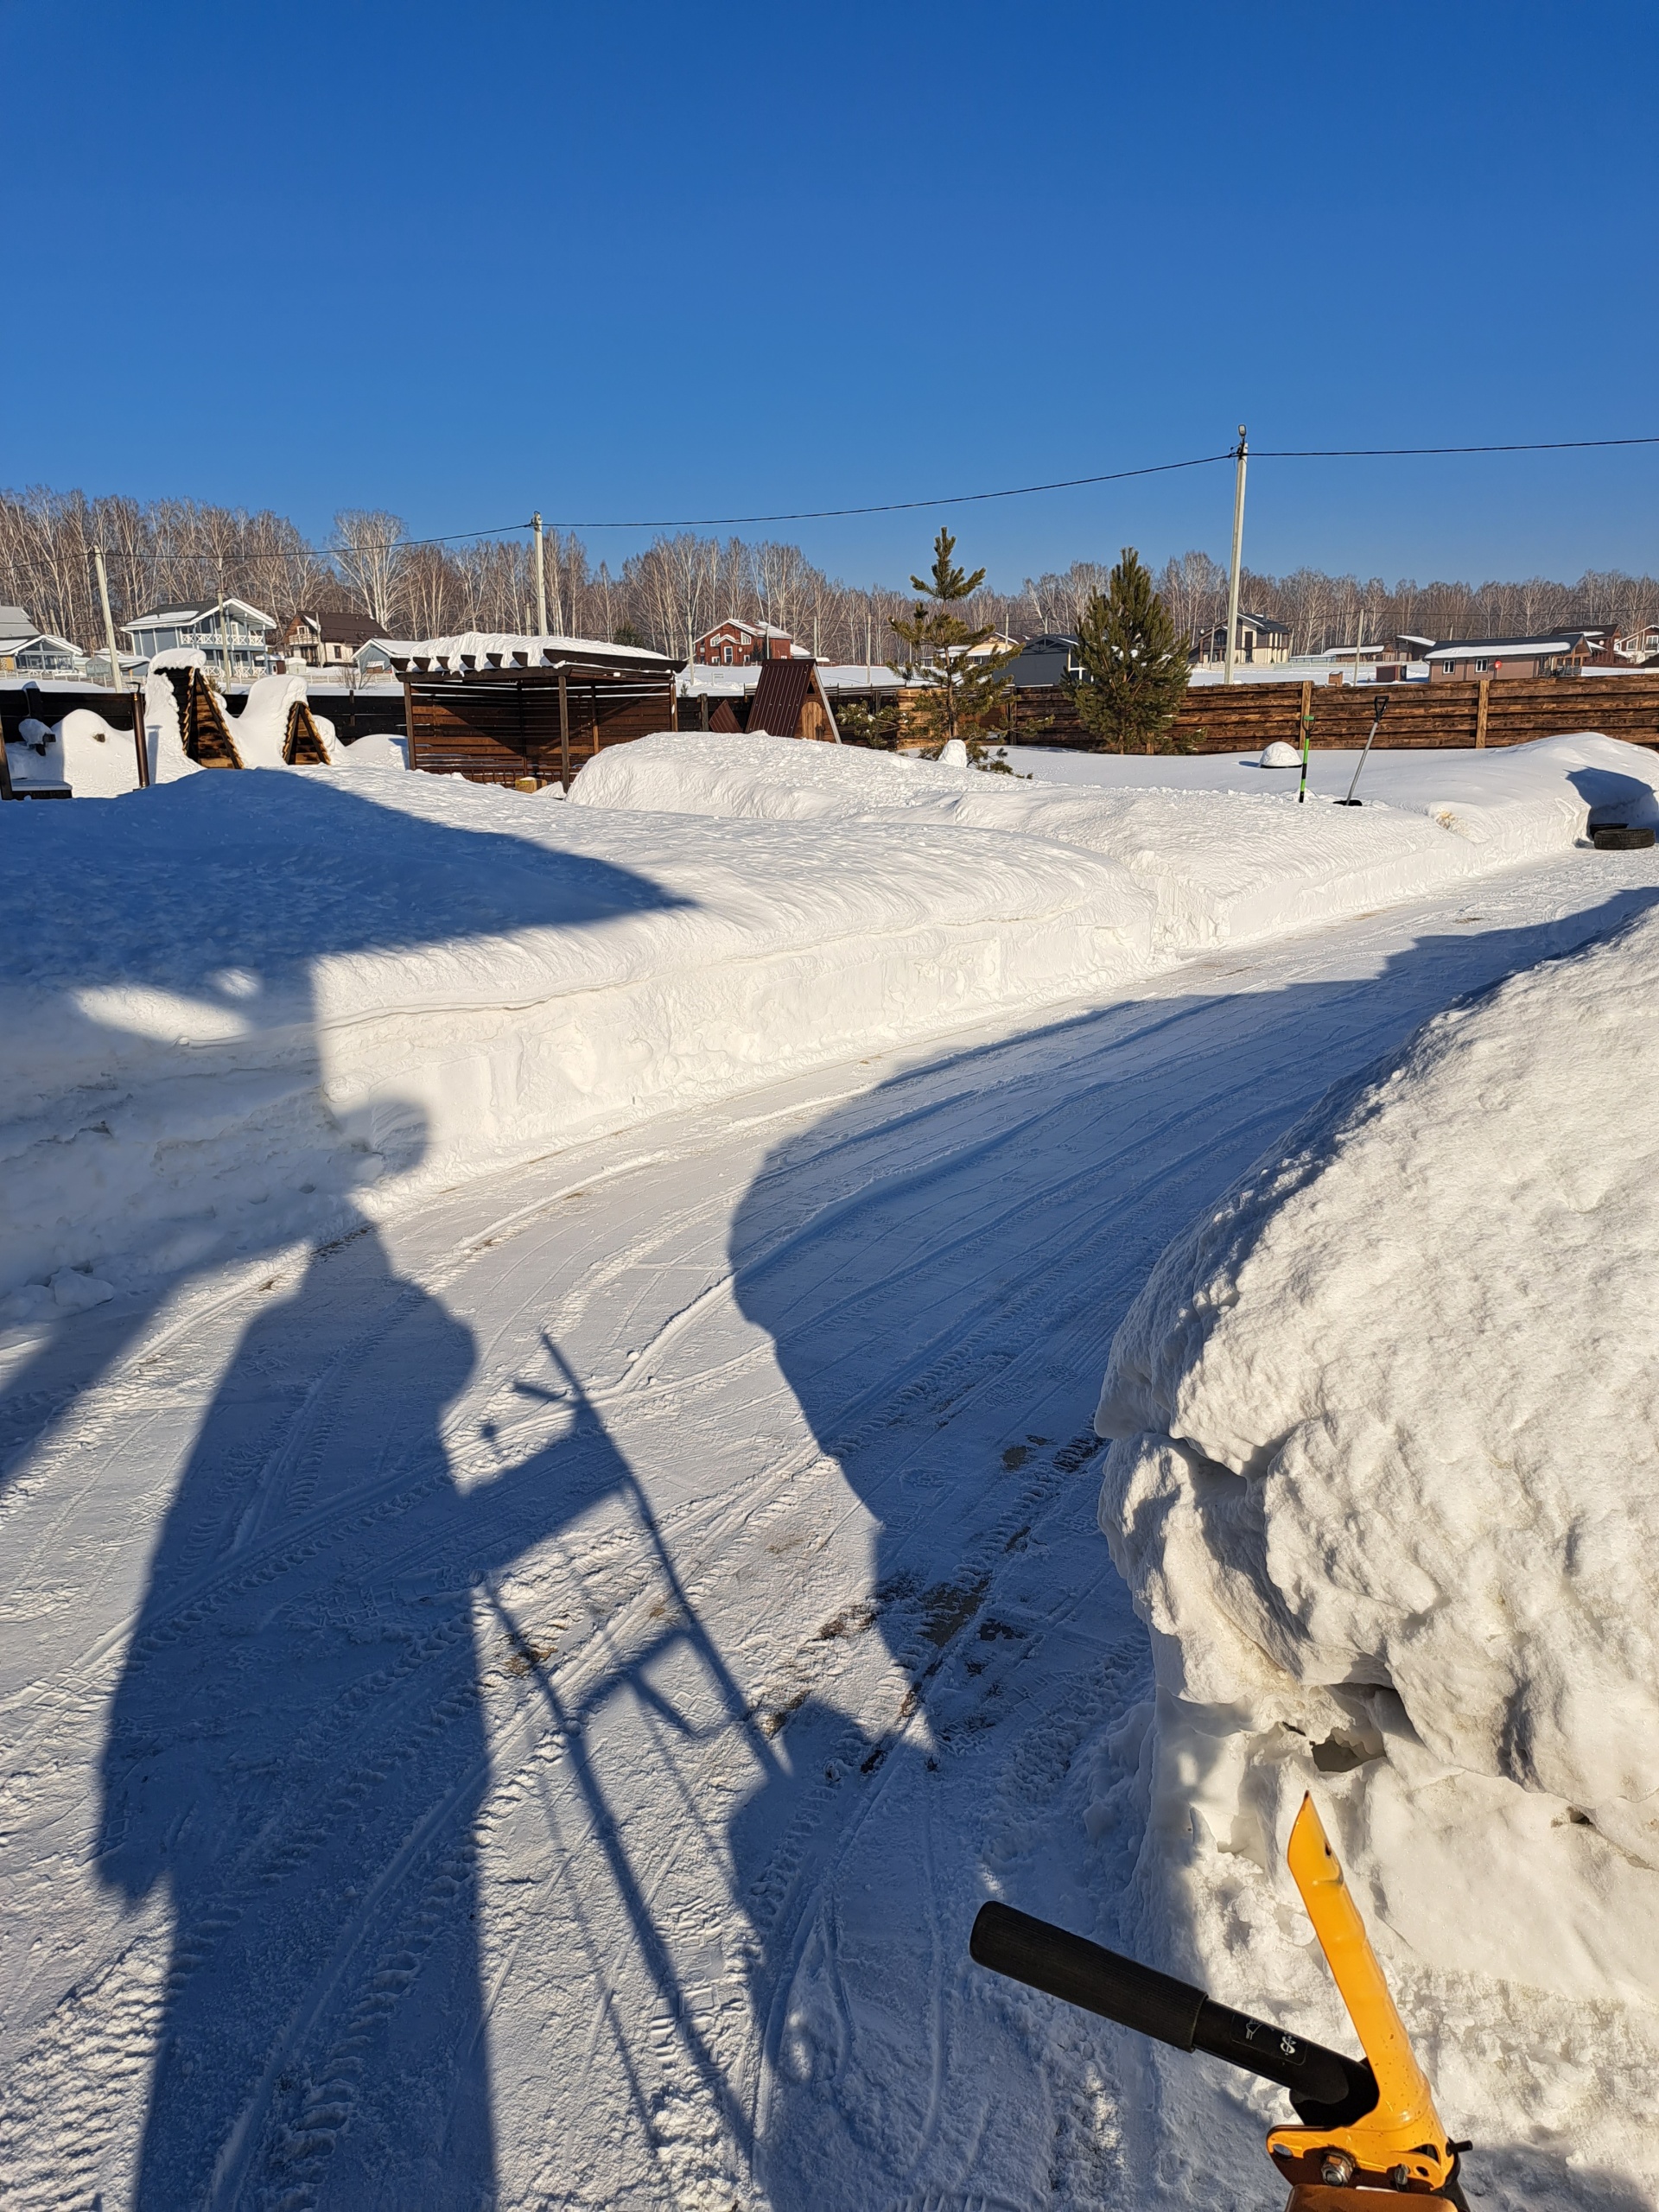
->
10, 0, 1657, 592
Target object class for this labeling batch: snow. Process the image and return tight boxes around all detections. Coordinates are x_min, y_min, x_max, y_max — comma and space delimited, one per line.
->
1095, 902, 1659, 2196
1259, 739, 1301, 767
573, 727, 1659, 954
334, 728, 408, 770
0, 766, 1147, 1302
373, 629, 671, 669
6, 725, 1659, 2206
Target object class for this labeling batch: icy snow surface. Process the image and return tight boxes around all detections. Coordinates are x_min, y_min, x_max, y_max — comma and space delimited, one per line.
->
4, 732, 1659, 2209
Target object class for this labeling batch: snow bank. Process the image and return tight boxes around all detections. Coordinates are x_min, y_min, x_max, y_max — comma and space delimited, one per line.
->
571, 729, 1659, 955
334, 730, 407, 771
5, 709, 143, 797
1094, 908, 1659, 2185
0, 768, 1147, 1300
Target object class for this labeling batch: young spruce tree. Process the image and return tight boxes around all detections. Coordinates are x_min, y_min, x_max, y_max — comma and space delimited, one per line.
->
890, 528, 1017, 754
1073, 546, 1192, 753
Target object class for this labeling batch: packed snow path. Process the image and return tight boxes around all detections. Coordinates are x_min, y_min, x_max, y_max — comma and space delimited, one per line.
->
3, 852, 1656, 2212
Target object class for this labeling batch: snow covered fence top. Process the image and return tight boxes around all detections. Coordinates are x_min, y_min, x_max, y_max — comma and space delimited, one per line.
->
571, 728, 1659, 954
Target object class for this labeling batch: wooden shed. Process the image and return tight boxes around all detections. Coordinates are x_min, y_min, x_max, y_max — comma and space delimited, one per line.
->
397, 641, 681, 788
747, 656, 839, 741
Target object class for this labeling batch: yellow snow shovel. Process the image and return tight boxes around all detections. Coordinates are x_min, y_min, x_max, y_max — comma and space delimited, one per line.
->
970, 1793, 1469, 2209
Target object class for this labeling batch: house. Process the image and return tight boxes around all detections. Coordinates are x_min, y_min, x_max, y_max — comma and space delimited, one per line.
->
1422, 630, 1618, 681
0, 607, 86, 677
1192, 612, 1293, 667
747, 656, 839, 741
276, 608, 386, 669
85, 646, 149, 686
1001, 632, 1084, 688
122, 598, 275, 677
693, 618, 804, 666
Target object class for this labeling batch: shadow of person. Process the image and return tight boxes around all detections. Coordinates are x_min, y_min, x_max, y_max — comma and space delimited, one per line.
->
721, 887, 1659, 2209
2, 770, 689, 1510
96, 1216, 644, 2209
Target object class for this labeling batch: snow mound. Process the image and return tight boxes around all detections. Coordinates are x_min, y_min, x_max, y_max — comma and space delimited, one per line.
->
232, 671, 318, 768
0, 768, 1148, 1299
938, 736, 969, 766
5, 709, 143, 797
334, 730, 407, 772
1096, 904, 1659, 2030
572, 729, 1659, 956
1260, 740, 1301, 767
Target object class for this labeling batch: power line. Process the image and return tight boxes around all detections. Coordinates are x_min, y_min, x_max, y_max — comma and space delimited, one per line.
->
543, 434, 1659, 531
2, 432, 1656, 584
543, 451, 1236, 530
1256, 435, 1659, 461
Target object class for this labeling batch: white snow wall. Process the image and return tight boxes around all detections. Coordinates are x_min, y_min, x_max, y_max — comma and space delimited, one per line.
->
0, 770, 1150, 1298
1095, 900, 1659, 2010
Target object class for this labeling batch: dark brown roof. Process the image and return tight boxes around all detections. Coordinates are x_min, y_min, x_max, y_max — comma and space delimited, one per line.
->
289, 607, 385, 648
750, 655, 815, 736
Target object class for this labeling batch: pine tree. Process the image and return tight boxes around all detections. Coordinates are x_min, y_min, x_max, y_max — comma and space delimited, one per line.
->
1073, 547, 1192, 753
890, 528, 1018, 753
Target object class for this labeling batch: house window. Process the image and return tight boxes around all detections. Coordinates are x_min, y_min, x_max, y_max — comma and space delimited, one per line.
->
1473, 658, 1489, 671
1440, 661, 1455, 673
722, 645, 732, 664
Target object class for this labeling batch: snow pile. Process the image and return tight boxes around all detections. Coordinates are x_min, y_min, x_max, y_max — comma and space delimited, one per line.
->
1094, 907, 1659, 2186
5, 709, 143, 797
228, 671, 324, 768
334, 730, 407, 771
571, 728, 1659, 955
1259, 740, 1301, 767
0, 767, 1147, 1301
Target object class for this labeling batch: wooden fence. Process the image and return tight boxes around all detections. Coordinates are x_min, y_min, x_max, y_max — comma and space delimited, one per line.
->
1005, 674, 1659, 753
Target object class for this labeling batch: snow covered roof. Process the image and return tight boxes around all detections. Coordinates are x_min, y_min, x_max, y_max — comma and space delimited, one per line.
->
0, 605, 34, 632
374, 630, 678, 673
0, 629, 82, 658
123, 597, 276, 635
699, 617, 794, 641
1426, 635, 1586, 661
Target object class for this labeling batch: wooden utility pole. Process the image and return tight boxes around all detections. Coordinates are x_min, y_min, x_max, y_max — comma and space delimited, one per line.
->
95, 543, 150, 789
557, 666, 571, 791
532, 512, 548, 638
92, 544, 124, 694
1224, 425, 1248, 687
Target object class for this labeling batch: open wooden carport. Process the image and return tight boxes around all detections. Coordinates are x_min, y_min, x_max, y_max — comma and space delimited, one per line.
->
397, 642, 681, 790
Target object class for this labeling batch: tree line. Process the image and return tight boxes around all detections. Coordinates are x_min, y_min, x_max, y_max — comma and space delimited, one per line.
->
3, 480, 1656, 664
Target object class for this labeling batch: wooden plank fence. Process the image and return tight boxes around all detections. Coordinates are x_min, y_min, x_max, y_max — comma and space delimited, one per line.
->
404, 667, 677, 788
1006, 674, 1659, 753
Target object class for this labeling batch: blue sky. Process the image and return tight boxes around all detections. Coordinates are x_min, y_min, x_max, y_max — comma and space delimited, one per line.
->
9, 0, 1657, 591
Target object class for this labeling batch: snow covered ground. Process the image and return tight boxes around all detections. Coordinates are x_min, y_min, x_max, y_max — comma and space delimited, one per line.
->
3, 732, 1659, 2208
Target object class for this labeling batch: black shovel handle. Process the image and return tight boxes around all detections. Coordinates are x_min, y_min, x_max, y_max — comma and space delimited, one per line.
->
970, 1901, 1375, 2124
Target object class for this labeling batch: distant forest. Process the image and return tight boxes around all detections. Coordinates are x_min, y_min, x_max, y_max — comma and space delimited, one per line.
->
4, 483, 1656, 664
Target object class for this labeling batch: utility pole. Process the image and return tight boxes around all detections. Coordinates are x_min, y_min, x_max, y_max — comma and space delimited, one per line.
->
217, 571, 232, 683
1224, 424, 1248, 687
532, 512, 548, 639
92, 544, 124, 693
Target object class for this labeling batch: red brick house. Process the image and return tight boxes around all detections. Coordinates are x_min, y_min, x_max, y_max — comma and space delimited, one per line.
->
692, 619, 802, 666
